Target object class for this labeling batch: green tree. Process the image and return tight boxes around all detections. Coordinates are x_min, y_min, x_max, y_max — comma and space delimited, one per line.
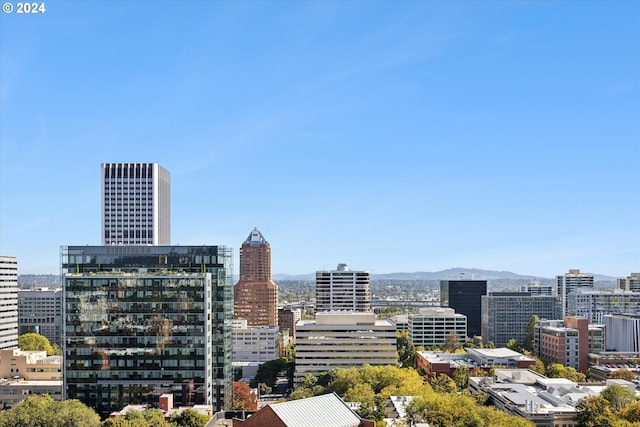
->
601, 383, 637, 411
0, 394, 100, 427
17, 333, 59, 356
298, 373, 318, 391
428, 374, 457, 394
452, 365, 470, 390
344, 382, 375, 404
397, 332, 417, 368
546, 363, 587, 382
507, 338, 522, 353
251, 358, 288, 388
524, 315, 539, 352
168, 409, 210, 427
529, 358, 546, 375
288, 389, 313, 400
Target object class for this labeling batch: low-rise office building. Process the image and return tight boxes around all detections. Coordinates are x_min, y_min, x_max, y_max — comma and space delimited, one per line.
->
232, 320, 281, 363
294, 312, 396, 382
415, 348, 535, 378
409, 307, 466, 348
469, 369, 621, 427
0, 348, 63, 406
18, 287, 62, 346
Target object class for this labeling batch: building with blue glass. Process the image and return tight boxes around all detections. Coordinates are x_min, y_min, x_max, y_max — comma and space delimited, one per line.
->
61, 245, 233, 417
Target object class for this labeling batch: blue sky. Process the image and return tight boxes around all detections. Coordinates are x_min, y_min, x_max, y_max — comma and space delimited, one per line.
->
1, 1, 638, 277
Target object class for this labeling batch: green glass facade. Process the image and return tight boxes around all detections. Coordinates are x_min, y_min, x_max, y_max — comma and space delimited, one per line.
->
61, 245, 233, 418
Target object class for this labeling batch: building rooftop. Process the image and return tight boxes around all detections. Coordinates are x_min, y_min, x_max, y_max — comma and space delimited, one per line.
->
268, 393, 363, 427
467, 347, 534, 360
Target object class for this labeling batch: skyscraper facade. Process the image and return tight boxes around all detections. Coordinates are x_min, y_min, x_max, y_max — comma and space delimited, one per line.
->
233, 228, 278, 327
61, 245, 233, 417
18, 287, 63, 345
440, 280, 486, 338
0, 256, 18, 350
556, 269, 594, 317
315, 264, 371, 313
481, 292, 559, 347
101, 163, 170, 246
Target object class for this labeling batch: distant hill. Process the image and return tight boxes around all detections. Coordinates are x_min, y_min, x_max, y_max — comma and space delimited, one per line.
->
370, 268, 542, 281
20, 268, 617, 285
275, 268, 546, 282
274, 268, 618, 282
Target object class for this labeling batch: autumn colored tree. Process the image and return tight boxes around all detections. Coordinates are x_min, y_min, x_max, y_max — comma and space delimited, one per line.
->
608, 369, 636, 381
232, 381, 257, 410
617, 401, 640, 423
601, 383, 637, 411
443, 331, 462, 353
574, 396, 614, 427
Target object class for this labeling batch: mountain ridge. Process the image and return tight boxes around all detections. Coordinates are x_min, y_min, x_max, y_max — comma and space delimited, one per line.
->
273, 268, 618, 282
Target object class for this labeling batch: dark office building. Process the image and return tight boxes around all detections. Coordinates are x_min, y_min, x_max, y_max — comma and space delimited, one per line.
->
440, 280, 487, 338
61, 245, 233, 417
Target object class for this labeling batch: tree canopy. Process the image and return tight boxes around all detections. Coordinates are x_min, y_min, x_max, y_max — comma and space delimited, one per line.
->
17, 333, 61, 356
0, 394, 100, 427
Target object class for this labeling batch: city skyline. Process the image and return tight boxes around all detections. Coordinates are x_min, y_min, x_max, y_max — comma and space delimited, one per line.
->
1, 1, 638, 277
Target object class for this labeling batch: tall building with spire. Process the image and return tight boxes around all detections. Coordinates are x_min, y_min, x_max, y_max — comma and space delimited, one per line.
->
233, 228, 278, 327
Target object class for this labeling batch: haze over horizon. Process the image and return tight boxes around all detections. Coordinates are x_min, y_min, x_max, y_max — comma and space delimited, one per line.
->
1, 1, 638, 278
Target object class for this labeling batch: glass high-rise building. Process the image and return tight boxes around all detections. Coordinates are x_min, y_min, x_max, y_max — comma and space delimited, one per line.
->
61, 245, 233, 417
233, 228, 278, 327
440, 280, 486, 338
101, 163, 170, 245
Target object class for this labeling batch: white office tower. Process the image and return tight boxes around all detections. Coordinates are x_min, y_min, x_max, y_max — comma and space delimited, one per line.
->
231, 319, 281, 363
0, 257, 19, 349
409, 307, 467, 348
617, 273, 640, 292
294, 312, 396, 382
556, 269, 594, 317
101, 162, 170, 245
315, 264, 371, 312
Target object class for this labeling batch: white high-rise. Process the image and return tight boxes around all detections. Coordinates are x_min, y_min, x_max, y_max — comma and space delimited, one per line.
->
556, 269, 594, 317
617, 273, 640, 292
101, 162, 170, 245
0, 256, 19, 349
315, 263, 371, 312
